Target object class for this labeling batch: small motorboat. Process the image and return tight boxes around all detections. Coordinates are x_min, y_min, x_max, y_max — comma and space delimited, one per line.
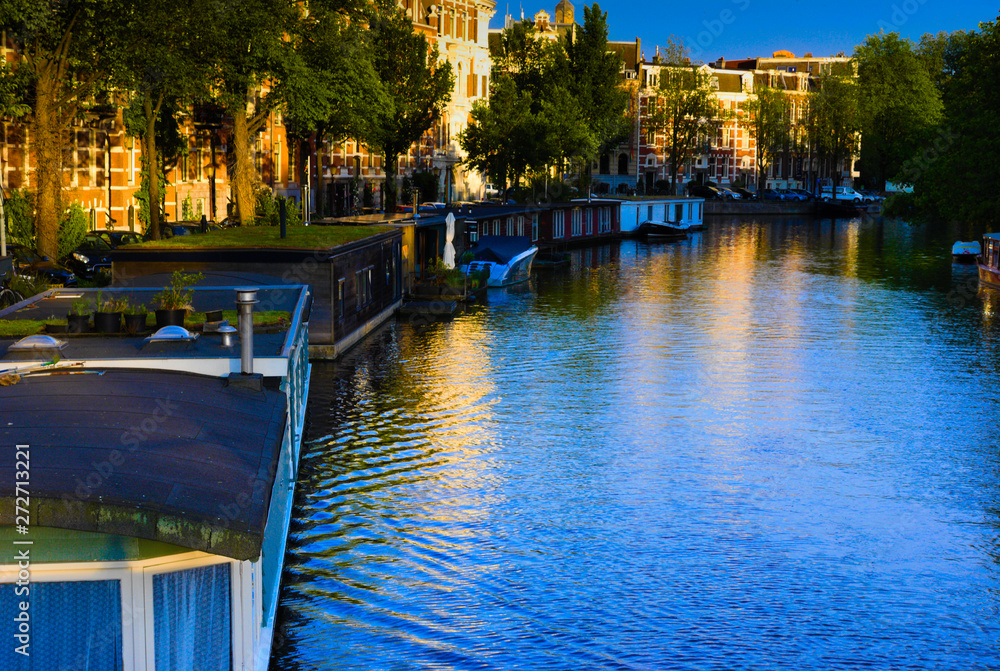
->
634, 220, 688, 241
952, 241, 980, 264
460, 235, 538, 287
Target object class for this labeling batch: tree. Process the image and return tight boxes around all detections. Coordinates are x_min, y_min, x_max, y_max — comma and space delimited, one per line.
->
109, 0, 212, 239
808, 76, 860, 192
565, 4, 630, 163
362, 0, 452, 213
0, 0, 109, 258
460, 78, 543, 194
205, 0, 304, 225
854, 32, 943, 190
646, 40, 724, 195
288, 0, 385, 218
743, 86, 789, 194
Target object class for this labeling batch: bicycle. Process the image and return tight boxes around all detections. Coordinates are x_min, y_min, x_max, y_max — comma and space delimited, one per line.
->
0, 266, 26, 309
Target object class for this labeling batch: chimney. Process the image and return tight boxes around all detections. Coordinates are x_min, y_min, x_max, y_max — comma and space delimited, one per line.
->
236, 288, 259, 375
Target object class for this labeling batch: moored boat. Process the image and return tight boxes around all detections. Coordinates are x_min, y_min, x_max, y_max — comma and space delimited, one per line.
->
952, 240, 981, 264
0, 284, 311, 670
533, 250, 571, 269
460, 235, 538, 287
634, 220, 688, 241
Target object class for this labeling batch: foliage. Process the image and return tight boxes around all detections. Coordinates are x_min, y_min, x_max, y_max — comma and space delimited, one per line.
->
120, 298, 148, 315
854, 32, 943, 190
57, 203, 88, 259
411, 171, 439, 204
94, 290, 128, 313
744, 86, 790, 193
69, 297, 92, 316
9, 273, 49, 298
564, 4, 631, 157
255, 185, 303, 226
805, 76, 860, 190
361, 0, 453, 212
902, 15, 1000, 225
646, 38, 726, 195
4, 189, 36, 248
133, 157, 167, 233
132, 224, 385, 249
0, 320, 46, 337
153, 270, 203, 310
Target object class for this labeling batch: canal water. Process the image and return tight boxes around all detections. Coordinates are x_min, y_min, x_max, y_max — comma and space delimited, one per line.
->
272, 216, 1000, 670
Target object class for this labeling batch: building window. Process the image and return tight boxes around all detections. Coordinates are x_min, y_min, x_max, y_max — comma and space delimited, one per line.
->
532, 214, 539, 241
553, 211, 565, 238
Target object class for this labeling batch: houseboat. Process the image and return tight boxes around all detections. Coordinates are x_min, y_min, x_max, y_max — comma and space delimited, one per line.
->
618, 197, 705, 236
979, 234, 1000, 288
460, 235, 538, 287
458, 200, 621, 251
0, 283, 311, 670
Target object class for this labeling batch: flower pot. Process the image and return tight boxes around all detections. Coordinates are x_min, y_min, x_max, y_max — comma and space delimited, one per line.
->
204, 309, 224, 323
94, 311, 122, 334
44, 323, 67, 334
67, 313, 90, 334
124, 313, 149, 335
155, 308, 188, 328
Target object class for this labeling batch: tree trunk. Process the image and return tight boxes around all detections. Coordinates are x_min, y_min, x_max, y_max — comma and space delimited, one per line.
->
33, 72, 62, 260
143, 93, 162, 240
315, 133, 326, 219
231, 104, 257, 225
383, 152, 398, 212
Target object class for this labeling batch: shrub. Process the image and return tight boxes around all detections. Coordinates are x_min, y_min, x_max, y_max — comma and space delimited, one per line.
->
255, 185, 303, 226
4, 188, 35, 248
57, 203, 88, 259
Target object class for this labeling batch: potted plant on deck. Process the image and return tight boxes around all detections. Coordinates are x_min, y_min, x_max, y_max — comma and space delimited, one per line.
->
67, 297, 92, 334
122, 300, 150, 335
153, 271, 203, 328
94, 291, 126, 333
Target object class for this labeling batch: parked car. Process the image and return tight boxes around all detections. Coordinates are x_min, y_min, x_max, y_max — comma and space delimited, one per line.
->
733, 187, 757, 200
778, 189, 809, 202
149, 221, 223, 240
762, 189, 785, 201
97, 230, 144, 248
715, 186, 742, 200
688, 184, 723, 200
789, 189, 815, 201
63, 234, 114, 280
7, 244, 78, 287
859, 189, 883, 203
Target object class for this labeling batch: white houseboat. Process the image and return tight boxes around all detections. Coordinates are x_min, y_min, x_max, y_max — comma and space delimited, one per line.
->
461, 235, 538, 287
0, 283, 311, 670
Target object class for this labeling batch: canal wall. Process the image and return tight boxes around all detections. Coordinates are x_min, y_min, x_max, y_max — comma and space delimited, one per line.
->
704, 201, 815, 216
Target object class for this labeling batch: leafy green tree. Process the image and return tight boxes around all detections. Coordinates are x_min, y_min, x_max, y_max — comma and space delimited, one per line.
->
460, 78, 542, 194
646, 39, 724, 195
205, 0, 304, 225
289, 0, 385, 218
805, 76, 860, 191
107, 0, 212, 239
899, 17, 1000, 224
854, 32, 943, 190
0, 0, 110, 259
565, 4, 630, 163
743, 86, 790, 193
361, 0, 452, 212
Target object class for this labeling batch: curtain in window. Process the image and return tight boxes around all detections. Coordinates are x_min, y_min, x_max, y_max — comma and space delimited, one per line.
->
0, 579, 123, 670
153, 563, 231, 671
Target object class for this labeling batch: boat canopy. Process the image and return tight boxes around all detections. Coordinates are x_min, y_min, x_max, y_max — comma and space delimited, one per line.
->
466, 235, 534, 264
0, 369, 286, 560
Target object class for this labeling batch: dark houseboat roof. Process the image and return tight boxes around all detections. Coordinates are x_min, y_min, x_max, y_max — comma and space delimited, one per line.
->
0, 368, 286, 560
466, 236, 535, 264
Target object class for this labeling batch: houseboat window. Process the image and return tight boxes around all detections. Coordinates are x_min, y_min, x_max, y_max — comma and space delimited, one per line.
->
493, 219, 500, 236
337, 278, 346, 322
553, 211, 565, 238
506, 217, 514, 236
531, 214, 539, 241
571, 209, 582, 236
153, 563, 231, 671
585, 209, 593, 235
0, 579, 123, 669
481, 222, 486, 237
470, 226, 478, 243
518, 216, 525, 236
648, 205, 653, 221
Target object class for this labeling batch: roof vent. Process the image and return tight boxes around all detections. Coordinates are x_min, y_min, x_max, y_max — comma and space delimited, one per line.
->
145, 325, 199, 343
7, 335, 69, 352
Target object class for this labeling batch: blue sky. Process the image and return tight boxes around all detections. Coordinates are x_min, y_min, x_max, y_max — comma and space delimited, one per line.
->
489, 1, 998, 63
